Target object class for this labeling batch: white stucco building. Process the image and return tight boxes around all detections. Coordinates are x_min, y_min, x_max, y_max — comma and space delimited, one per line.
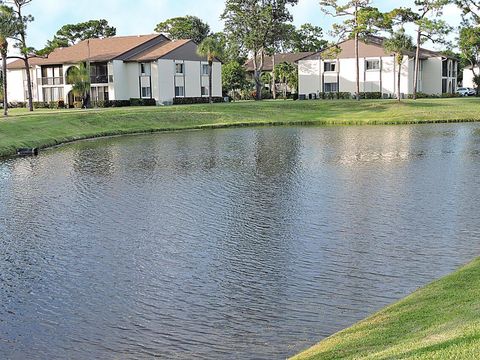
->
463, 66, 479, 89
6, 34, 222, 106
298, 36, 459, 98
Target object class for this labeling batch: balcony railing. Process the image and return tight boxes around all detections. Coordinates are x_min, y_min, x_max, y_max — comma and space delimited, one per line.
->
90, 75, 108, 84
41, 77, 64, 86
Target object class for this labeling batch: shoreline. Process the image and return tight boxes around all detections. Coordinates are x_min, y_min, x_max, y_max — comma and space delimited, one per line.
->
2, 99, 480, 159
2, 117, 480, 159
291, 257, 480, 359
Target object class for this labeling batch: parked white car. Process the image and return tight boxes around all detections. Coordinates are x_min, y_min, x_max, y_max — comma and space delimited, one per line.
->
456, 87, 476, 96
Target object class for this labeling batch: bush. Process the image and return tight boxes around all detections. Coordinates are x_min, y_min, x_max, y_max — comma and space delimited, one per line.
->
130, 98, 157, 106
8, 101, 27, 108
103, 100, 131, 107
33, 102, 49, 109
360, 92, 382, 99
173, 97, 224, 105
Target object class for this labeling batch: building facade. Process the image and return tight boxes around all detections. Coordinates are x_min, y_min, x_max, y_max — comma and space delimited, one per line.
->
298, 36, 458, 98
7, 34, 222, 106
463, 66, 479, 89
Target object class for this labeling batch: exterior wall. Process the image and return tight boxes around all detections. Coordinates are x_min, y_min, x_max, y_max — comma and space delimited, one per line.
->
299, 55, 456, 98
157, 59, 175, 104
211, 62, 222, 97
111, 60, 128, 100
421, 58, 442, 95
185, 61, 201, 98
463, 66, 478, 88
7, 57, 223, 105
298, 59, 321, 96
6, 69, 26, 102
298, 55, 409, 98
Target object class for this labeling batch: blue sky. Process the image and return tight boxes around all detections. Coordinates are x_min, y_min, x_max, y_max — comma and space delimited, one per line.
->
20, 0, 462, 51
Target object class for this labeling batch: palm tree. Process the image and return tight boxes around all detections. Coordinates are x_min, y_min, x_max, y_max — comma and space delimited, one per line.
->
67, 63, 90, 108
384, 28, 414, 102
197, 36, 223, 104
0, 5, 19, 116
274, 62, 297, 99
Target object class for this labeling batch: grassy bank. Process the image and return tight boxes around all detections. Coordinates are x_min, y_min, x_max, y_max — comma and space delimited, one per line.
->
292, 258, 480, 360
1, 98, 480, 158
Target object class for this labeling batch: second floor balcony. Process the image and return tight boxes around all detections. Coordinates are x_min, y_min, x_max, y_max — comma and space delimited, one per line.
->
41, 77, 64, 86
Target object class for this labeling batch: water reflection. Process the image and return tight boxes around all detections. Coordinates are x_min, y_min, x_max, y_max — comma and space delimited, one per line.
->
1, 123, 480, 359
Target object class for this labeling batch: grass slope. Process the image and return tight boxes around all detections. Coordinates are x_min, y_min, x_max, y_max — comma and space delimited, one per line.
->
292, 258, 480, 360
1, 98, 480, 158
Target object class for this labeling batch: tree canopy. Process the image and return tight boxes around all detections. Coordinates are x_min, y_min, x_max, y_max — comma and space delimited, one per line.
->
288, 23, 329, 52
222, 0, 298, 100
38, 19, 116, 55
154, 16, 210, 44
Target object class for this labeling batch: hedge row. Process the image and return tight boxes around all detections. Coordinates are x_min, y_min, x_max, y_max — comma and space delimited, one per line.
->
173, 97, 224, 105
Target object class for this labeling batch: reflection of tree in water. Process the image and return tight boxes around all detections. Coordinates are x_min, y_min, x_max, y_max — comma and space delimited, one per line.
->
211, 128, 303, 342
72, 141, 116, 177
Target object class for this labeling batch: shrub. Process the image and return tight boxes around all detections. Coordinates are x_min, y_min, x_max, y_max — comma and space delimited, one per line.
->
360, 92, 382, 99
58, 100, 65, 109
33, 102, 49, 109
8, 101, 27, 108
130, 98, 157, 106
104, 100, 131, 107
173, 97, 224, 105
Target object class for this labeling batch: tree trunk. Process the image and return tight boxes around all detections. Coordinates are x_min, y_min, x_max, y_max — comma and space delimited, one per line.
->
354, 4, 360, 101
413, 27, 421, 100
2, 51, 7, 116
397, 56, 402, 102
272, 53, 276, 100
208, 60, 213, 104
17, 4, 34, 112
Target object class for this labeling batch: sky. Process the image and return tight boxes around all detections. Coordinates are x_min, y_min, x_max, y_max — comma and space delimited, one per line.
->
15, 0, 463, 53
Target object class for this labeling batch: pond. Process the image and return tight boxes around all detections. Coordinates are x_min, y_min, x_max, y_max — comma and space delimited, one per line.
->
1, 124, 480, 359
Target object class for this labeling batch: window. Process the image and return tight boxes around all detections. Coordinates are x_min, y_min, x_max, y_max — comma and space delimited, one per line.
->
324, 82, 338, 93
202, 64, 209, 75
140, 63, 151, 76
90, 63, 108, 83
366, 59, 380, 71
175, 63, 184, 74
141, 87, 151, 98
91, 86, 109, 102
324, 62, 336, 72
42, 87, 64, 102
175, 86, 185, 97
201, 86, 209, 96
40, 66, 64, 85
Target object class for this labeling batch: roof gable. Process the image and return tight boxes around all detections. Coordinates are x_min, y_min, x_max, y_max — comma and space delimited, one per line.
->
298, 36, 455, 62
7, 34, 166, 69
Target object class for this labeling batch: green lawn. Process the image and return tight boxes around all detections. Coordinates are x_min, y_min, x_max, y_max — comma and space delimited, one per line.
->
292, 258, 480, 360
1, 98, 480, 158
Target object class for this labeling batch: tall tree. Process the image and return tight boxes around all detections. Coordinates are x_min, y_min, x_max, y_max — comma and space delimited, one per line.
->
197, 36, 223, 104
320, 1, 390, 100
155, 16, 210, 44
0, 4, 19, 116
67, 63, 90, 108
454, 0, 479, 24
384, 28, 415, 102
222, 0, 298, 100
459, 26, 480, 94
288, 23, 329, 52
222, 60, 248, 101
38, 19, 116, 55
411, 0, 451, 100
274, 61, 297, 98
5, 0, 34, 112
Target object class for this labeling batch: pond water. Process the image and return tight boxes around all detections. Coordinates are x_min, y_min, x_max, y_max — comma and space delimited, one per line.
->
1, 124, 480, 359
